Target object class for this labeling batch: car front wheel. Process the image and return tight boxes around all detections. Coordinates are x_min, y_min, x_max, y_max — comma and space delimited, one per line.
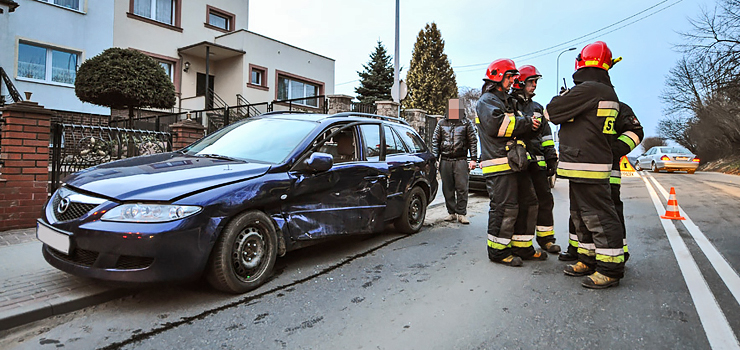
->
206, 210, 278, 294
634, 161, 641, 171
394, 186, 427, 234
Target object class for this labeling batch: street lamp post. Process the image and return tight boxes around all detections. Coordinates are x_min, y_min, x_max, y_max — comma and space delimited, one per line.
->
555, 47, 577, 95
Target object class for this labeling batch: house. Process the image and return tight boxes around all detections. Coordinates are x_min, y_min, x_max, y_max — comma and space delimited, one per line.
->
113, 0, 335, 114
0, 0, 114, 114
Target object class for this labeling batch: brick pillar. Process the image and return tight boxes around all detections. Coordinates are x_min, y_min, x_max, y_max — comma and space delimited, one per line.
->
327, 94, 353, 114
0, 101, 53, 230
402, 108, 429, 135
374, 100, 400, 119
171, 118, 206, 149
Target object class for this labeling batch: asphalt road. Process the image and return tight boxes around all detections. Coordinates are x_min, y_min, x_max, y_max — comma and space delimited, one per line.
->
2, 171, 739, 350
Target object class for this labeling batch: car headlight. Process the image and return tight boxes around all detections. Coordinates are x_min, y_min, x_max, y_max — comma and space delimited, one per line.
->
101, 204, 202, 222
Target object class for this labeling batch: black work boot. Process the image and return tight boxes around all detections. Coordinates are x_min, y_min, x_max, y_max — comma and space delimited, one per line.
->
543, 242, 561, 254
495, 255, 523, 267
558, 251, 578, 261
522, 249, 548, 261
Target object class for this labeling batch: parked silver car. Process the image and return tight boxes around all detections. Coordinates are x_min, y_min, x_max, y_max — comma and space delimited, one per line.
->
634, 146, 699, 174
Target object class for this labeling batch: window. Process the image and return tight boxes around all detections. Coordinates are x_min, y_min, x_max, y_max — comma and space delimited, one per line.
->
206, 6, 235, 32
251, 70, 262, 85
384, 125, 406, 156
17, 42, 78, 85
277, 75, 320, 107
133, 0, 174, 25
158, 61, 172, 81
394, 125, 427, 153
248, 64, 267, 90
38, 0, 81, 11
360, 124, 382, 160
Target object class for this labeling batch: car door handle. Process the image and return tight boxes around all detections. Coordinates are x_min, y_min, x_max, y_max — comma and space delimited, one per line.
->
364, 175, 387, 181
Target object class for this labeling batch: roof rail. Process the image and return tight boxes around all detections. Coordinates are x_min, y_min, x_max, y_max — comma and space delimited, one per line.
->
327, 112, 409, 126
259, 110, 311, 117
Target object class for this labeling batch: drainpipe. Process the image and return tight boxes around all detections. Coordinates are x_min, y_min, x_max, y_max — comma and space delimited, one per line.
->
205, 45, 210, 110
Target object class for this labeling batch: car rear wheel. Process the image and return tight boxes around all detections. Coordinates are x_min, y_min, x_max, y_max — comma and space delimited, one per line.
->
206, 210, 277, 294
651, 162, 659, 173
394, 186, 427, 234
634, 161, 641, 171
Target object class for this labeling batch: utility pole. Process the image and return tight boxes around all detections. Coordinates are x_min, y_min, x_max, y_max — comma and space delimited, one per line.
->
392, 0, 400, 103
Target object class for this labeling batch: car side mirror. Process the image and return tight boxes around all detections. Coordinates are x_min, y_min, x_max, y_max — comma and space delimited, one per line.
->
304, 152, 333, 173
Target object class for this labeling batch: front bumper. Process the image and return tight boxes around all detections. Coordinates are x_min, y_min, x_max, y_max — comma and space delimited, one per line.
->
40, 213, 222, 283
469, 171, 487, 192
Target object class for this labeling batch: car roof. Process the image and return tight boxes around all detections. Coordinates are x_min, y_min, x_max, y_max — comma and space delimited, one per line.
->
259, 111, 410, 126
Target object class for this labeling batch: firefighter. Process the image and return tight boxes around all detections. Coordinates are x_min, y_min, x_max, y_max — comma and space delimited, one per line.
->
476, 59, 547, 267
610, 102, 643, 262
545, 41, 624, 288
511, 65, 561, 254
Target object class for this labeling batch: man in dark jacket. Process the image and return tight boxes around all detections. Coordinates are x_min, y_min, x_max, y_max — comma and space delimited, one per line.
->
476, 59, 547, 267
511, 65, 561, 254
545, 41, 624, 289
432, 98, 478, 224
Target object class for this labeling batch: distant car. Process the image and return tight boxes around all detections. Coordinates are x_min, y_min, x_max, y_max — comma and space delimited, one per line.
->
634, 146, 699, 174
37, 112, 438, 294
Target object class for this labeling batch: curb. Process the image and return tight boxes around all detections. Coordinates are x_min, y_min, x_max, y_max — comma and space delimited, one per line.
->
0, 288, 129, 331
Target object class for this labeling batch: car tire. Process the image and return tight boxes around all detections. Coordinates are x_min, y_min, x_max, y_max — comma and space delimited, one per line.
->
652, 162, 659, 173
634, 161, 641, 171
394, 186, 427, 234
206, 210, 278, 294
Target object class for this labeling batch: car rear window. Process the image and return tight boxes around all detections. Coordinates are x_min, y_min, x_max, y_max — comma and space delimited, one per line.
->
393, 125, 427, 153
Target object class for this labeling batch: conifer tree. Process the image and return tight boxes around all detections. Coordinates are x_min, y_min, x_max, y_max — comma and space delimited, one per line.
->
403, 22, 457, 115
355, 41, 394, 104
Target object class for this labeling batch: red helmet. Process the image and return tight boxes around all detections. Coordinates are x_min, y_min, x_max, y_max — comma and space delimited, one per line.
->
485, 59, 518, 83
575, 41, 622, 71
512, 65, 542, 90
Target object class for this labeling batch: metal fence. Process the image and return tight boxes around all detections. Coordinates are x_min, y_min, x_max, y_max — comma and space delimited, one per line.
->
351, 101, 376, 114
271, 96, 328, 114
49, 123, 172, 194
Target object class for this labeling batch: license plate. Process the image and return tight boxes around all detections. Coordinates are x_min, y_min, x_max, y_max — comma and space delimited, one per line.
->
36, 220, 71, 255
676, 157, 689, 161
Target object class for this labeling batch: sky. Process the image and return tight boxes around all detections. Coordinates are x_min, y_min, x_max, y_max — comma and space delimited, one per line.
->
250, 0, 712, 150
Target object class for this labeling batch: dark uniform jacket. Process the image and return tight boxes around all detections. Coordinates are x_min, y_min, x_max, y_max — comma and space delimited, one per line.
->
475, 88, 534, 176
545, 68, 619, 183
610, 102, 644, 183
513, 92, 558, 169
431, 117, 478, 161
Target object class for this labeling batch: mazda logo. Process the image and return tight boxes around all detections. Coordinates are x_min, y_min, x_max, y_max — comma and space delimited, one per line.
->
58, 197, 71, 214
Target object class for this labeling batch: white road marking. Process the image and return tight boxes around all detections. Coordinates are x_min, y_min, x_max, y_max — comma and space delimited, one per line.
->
646, 173, 740, 306
640, 174, 740, 349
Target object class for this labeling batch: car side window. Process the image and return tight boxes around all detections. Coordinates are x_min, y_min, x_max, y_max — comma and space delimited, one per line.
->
316, 125, 357, 163
384, 125, 406, 156
394, 125, 426, 153
360, 124, 382, 161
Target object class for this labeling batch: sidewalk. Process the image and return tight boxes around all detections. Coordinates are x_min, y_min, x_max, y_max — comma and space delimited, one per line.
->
0, 181, 446, 332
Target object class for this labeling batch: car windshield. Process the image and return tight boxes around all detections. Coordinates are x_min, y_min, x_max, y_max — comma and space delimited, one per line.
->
183, 118, 317, 164
661, 147, 691, 154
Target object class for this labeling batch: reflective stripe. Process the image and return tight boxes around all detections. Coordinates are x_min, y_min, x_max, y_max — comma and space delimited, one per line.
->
598, 101, 620, 109
541, 140, 555, 147
569, 233, 579, 241
511, 240, 533, 248
533, 112, 543, 118
498, 114, 516, 137
623, 130, 641, 145
611, 170, 621, 177
537, 226, 554, 232
488, 240, 509, 250
558, 168, 610, 179
481, 157, 511, 174
579, 242, 596, 250
538, 161, 547, 167
610, 177, 621, 185
596, 254, 625, 263
475, 117, 480, 124
559, 162, 611, 172
511, 234, 535, 242
542, 135, 554, 141
618, 134, 637, 150
577, 247, 596, 256
569, 239, 579, 248
597, 109, 618, 117
488, 234, 511, 246
596, 248, 624, 256
536, 230, 554, 237
624, 245, 629, 253
585, 60, 612, 70
535, 155, 545, 161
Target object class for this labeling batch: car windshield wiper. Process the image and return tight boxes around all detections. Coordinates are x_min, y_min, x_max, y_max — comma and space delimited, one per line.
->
197, 153, 245, 162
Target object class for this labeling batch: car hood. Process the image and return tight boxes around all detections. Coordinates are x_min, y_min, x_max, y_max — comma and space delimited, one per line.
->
64, 153, 272, 201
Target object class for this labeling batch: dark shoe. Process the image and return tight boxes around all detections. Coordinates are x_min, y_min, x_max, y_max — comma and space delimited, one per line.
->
495, 255, 523, 267
522, 249, 548, 261
558, 251, 578, 261
543, 242, 561, 254
564, 262, 594, 277
581, 272, 620, 289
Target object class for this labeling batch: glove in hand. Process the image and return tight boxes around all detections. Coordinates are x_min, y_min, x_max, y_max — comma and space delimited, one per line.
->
546, 158, 558, 177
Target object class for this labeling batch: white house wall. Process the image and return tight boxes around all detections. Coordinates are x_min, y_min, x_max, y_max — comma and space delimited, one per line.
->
1, 0, 113, 114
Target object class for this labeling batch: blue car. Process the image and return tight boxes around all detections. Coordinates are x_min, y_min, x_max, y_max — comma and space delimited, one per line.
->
37, 112, 438, 293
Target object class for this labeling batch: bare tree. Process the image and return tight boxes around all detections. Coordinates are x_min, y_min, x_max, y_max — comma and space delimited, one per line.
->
458, 86, 480, 123
640, 136, 667, 153
658, 115, 698, 152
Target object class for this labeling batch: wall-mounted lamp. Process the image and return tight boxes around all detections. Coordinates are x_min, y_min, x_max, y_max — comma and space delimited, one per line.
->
183, 61, 190, 72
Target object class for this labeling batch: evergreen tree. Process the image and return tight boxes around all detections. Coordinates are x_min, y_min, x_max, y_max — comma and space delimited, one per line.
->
403, 22, 457, 115
355, 41, 394, 104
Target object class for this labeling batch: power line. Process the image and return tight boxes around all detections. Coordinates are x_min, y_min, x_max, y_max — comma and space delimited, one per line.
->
336, 79, 359, 86
453, 0, 682, 71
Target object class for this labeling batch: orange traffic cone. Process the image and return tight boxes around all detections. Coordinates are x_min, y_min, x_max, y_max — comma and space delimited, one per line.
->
660, 187, 686, 220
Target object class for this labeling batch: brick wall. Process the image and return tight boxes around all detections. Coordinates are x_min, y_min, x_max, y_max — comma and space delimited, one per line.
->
171, 119, 205, 150
0, 101, 53, 230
